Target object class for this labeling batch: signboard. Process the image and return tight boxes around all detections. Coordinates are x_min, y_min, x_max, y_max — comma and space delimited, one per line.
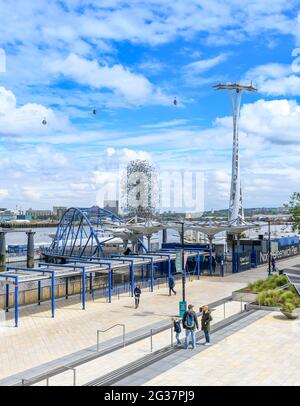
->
179, 300, 187, 318
175, 251, 188, 272
175, 252, 182, 272
259, 244, 299, 264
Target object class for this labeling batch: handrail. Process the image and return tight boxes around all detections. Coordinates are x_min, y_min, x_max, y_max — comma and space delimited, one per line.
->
97, 324, 125, 352
150, 322, 173, 352
21, 366, 76, 386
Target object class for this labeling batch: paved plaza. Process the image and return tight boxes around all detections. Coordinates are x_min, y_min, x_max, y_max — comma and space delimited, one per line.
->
0, 255, 300, 385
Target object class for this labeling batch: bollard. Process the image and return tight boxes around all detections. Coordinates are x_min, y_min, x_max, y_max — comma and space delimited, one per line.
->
170, 323, 174, 347
26, 231, 36, 269
223, 302, 226, 319
0, 231, 6, 269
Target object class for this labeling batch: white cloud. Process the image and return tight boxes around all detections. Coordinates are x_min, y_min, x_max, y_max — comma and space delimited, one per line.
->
185, 54, 229, 74
49, 53, 169, 106
0, 189, 9, 198
0, 86, 71, 137
245, 63, 300, 96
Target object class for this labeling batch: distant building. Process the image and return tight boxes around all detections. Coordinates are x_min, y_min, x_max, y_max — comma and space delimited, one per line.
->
16, 214, 32, 221
26, 208, 53, 220
103, 200, 119, 215
53, 206, 67, 220
0, 209, 17, 222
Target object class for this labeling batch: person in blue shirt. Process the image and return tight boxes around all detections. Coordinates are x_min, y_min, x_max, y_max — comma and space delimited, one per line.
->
168, 275, 176, 296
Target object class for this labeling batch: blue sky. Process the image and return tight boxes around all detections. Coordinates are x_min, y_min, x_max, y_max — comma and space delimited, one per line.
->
1, 0, 300, 211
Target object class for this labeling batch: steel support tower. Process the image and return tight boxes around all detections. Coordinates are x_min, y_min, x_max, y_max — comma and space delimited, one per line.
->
213, 82, 257, 225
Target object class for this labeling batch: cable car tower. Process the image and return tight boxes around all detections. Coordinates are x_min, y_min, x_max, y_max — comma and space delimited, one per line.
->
213, 82, 257, 225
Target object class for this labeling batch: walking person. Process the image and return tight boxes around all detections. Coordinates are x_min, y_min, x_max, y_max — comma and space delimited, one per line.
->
168, 275, 176, 296
271, 256, 276, 273
182, 304, 199, 349
133, 285, 141, 309
201, 305, 212, 345
172, 317, 182, 346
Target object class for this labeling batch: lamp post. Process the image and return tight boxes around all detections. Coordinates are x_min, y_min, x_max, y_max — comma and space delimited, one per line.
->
177, 220, 187, 318
181, 221, 186, 302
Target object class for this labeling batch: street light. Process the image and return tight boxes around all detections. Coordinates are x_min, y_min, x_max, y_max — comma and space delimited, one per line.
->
181, 221, 186, 302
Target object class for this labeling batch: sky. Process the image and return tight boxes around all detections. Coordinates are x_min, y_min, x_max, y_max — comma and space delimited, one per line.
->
1, 0, 300, 212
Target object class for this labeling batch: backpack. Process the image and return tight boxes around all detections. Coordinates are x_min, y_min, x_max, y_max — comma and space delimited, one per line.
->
185, 312, 195, 329
174, 321, 181, 333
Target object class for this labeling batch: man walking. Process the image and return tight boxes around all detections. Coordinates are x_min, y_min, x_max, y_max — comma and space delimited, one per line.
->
201, 305, 212, 345
182, 304, 199, 349
168, 275, 176, 296
134, 285, 141, 309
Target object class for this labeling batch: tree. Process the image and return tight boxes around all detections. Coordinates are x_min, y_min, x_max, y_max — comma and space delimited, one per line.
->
286, 193, 300, 232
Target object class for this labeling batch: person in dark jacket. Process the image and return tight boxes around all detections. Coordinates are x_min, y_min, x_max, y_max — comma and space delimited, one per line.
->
124, 247, 132, 256
182, 304, 199, 349
168, 275, 176, 296
271, 256, 276, 273
133, 285, 141, 308
172, 317, 182, 345
201, 305, 212, 345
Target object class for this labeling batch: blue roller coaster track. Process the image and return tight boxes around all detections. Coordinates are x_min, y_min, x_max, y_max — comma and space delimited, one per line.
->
45, 207, 123, 259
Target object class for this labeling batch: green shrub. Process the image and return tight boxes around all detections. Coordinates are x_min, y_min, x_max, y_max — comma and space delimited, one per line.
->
280, 291, 295, 302
248, 275, 288, 293
281, 302, 296, 313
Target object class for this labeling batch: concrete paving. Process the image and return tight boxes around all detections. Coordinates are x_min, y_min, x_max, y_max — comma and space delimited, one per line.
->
116, 310, 300, 386
0, 255, 300, 385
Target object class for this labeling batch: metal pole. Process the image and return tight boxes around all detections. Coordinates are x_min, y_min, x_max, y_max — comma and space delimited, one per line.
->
130, 263, 134, 297
5, 283, 9, 312
89, 273, 93, 294
82, 268, 86, 310
171, 323, 174, 347
150, 258, 154, 292
66, 277, 69, 299
97, 330, 99, 352
51, 272, 55, 318
268, 221, 271, 276
123, 325, 125, 347
209, 238, 213, 275
181, 222, 186, 302
15, 278, 19, 327
108, 270, 112, 303
223, 302, 226, 319
38, 280, 41, 305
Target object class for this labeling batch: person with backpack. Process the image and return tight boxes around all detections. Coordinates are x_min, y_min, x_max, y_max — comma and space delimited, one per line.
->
168, 275, 176, 296
172, 317, 182, 346
201, 305, 212, 345
133, 285, 141, 309
182, 304, 199, 349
